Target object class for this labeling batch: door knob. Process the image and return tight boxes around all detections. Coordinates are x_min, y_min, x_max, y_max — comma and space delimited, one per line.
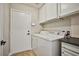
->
27, 33, 30, 35
0, 40, 6, 46
28, 30, 30, 32
27, 30, 30, 35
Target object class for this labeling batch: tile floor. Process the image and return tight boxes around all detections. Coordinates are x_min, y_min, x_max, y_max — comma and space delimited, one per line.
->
15, 50, 36, 56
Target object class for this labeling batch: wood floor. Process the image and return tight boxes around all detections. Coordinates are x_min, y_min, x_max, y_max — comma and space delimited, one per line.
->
15, 50, 36, 56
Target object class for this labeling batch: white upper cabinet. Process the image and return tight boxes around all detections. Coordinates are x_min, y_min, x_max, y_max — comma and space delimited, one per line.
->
60, 3, 79, 17
39, 3, 57, 23
46, 3, 57, 20
39, 4, 47, 23
39, 3, 79, 24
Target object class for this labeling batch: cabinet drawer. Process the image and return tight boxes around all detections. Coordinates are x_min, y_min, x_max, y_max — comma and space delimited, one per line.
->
62, 42, 79, 53
62, 51, 74, 56
62, 47, 79, 56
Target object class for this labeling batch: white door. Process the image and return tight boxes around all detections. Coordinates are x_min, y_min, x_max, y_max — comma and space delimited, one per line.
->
10, 9, 31, 53
0, 4, 3, 56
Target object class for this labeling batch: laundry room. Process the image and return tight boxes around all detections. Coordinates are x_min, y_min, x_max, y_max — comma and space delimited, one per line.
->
0, 2, 79, 57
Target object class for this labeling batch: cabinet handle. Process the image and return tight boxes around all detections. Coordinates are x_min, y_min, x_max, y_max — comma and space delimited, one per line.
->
62, 52, 64, 54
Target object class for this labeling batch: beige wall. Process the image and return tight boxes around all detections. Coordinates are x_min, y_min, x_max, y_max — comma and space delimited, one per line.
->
42, 17, 71, 31
71, 14, 79, 38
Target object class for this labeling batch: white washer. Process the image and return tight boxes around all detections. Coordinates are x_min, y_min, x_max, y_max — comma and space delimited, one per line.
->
32, 31, 64, 56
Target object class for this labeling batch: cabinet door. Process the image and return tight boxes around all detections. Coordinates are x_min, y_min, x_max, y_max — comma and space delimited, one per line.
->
32, 36, 38, 55
60, 3, 79, 16
39, 4, 47, 23
46, 3, 57, 20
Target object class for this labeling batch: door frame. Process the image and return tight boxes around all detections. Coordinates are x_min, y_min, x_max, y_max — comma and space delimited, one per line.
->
9, 8, 32, 55
0, 4, 4, 56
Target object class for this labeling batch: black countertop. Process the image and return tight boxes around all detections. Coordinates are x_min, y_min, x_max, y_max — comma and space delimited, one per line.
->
60, 37, 79, 46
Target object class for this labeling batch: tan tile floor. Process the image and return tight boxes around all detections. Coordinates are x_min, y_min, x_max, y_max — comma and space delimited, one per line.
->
16, 50, 36, 56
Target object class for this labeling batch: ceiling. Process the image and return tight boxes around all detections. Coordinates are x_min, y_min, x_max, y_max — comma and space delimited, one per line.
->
24, 3, 44, 8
